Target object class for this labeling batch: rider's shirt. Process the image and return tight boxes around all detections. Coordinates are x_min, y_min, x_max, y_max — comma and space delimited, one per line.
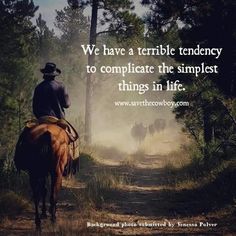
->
33, 78, 70, 119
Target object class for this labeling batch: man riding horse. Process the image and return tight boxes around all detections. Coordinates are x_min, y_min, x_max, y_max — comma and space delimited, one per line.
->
33, 62, 70, 120
15, 62, 78, 174
14, 63, 79, 230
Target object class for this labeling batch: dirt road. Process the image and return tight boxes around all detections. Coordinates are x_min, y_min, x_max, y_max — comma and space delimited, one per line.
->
0, 155, 235, 235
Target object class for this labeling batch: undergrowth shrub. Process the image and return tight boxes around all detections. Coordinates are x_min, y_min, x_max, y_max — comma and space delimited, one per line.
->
0, 190, 30, 220
163, 142, 236, 189
85, 169, 128, 208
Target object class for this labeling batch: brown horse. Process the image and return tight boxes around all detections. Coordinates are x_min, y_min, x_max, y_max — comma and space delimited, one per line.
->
14, 123, 74, 231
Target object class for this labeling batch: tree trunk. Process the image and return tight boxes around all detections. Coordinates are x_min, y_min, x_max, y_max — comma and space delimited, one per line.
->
84, 0, 98, 144
203, 105, 212, 159
203, 107, 212, 144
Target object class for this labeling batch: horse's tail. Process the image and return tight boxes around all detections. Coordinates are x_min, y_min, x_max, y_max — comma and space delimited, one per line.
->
38, 131, 52, 155
36, 131, 53, 172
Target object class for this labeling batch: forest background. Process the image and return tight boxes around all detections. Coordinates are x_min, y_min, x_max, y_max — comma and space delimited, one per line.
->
0, 0, 236, 234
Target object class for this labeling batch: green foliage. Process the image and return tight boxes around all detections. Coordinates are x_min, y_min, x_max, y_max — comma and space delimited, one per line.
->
145, 0, 236, 95
0, 0, 38, 162
54, 6, 89, 87
67, 0, 144, 144
55, 6, 89, 46
0, 190, 30, 219
0, 159, 30, 218
68, 0, 143, 42
144, 0, 236, 162
36, 13, 58, 62
106, 11, 144, 45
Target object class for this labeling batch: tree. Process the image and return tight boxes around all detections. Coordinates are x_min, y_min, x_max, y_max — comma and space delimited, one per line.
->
143, 0, 236, 96
68, 0, 143, 144
0, 0, 38, 163
54, 6, 89, 140
55, 6, 89, 51
143, 0, 236, 159
54, 6, 89, 87
36, 13, 57, 62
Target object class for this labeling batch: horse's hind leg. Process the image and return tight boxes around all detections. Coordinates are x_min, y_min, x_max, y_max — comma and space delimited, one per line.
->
34, 199, 41, 232
41, 177, 47, 219
49, 172, 62, 223
49, 174, 56, 223
30, 176, 41, 231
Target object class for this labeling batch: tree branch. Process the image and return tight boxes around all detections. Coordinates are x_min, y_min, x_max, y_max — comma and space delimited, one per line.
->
96, 28, 120, 37
216, 98, 236, 127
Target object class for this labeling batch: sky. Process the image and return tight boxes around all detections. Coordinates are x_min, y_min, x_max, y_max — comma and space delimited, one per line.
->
33, 0, 148, 34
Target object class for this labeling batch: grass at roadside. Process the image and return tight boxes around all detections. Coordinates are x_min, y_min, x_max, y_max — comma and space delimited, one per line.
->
70, 151, 129, 209
0, 190, 30, 221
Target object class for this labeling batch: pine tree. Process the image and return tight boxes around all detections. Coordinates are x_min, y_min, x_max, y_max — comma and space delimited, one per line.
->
0, 0, 38, 163
36, 13, 57, 62
54, 5, 89, 80
55, 6, 89, 48
143, 0, 236, 159
67, 0, 143, 144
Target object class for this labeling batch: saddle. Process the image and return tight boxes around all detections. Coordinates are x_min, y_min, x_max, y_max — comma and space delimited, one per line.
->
25, 116, 79, 142
25, 116, 80, 160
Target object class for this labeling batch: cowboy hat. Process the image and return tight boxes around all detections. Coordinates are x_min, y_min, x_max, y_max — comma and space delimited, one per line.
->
40, 62, 61, 76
